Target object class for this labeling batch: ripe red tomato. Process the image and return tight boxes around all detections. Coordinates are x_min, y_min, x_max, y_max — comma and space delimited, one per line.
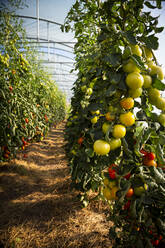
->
146, 152, 156, 160
25, 118, 29, 124
9, 86, 13, 91
124, 173, 131, 180
140, 148, 147, 156
124, 200, 131, 210
109, 170, 116, 179
78, 137, 84, 144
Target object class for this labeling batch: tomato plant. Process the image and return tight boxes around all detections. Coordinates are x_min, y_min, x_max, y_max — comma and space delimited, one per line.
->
0, 8, 66, 161
63, 0, 165, 247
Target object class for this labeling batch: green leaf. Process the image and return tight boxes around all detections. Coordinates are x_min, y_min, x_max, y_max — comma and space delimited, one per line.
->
152, 77, 165, 91
130, 54, 146, 70
85, 148, 94, 157
123, 30, 137, 44
103, 53, 121, 66
143, 35, 159, 50
154, 26, 164, 33
144, 1, 156, 9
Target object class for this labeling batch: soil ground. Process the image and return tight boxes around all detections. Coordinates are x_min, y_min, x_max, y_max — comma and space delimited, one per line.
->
0, 122, 112, 248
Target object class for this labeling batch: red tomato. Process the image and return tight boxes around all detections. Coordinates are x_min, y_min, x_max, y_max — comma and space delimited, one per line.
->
124, 200, 131, 210
25, 118, 29, 124
124, 173, 131, 180
109, 170, 116, 179
146, 152, 156, 160
126, 188, 134, 198
140, 148, 147, 156
9, 86, 13, 91
78, 137, 84, 144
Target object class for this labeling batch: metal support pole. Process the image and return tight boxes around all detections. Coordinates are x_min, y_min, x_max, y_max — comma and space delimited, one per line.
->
36, 0, 39, 41
47, 22, 50, 61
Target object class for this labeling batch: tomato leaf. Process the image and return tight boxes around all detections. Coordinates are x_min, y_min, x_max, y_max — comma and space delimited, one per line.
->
144, 1, 156, 9
122, 30, 137, 44
130, 54, 146, 70
143, 35, 159, 50
152, 77, 165, 91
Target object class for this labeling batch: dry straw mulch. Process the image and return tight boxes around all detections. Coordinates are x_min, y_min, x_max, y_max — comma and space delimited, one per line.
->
0, 122, 112, 248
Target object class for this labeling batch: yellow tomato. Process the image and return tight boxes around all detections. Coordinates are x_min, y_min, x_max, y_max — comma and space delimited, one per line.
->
120, 97, 134, 109
129, 88, 142, 98
91, 116, 98, 124
147, 61, 155, 68
126, 72, 144, 89
130, 44, 142, 56
155, 97, 165, 111
150, 65, 164, 81
109, 138, 121, 150
109, 180, 117, 188
110, 186, 119, 200
91, 110, 100, 115
123, 60, 140, 73
158, 113, 165, 127
86, 88, 93, 95
103, 178, 110, 187
103, 187, 112, 200
112, 124, 126, 138
148, 87, 160, 105
93, 140, 110, 155
142, 74, 152, 88
144, 47, 153, 60
102, 122, 111, 134
119, 112, 135, 127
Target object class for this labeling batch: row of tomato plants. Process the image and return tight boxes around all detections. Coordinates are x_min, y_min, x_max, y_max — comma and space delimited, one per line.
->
0, 12, 66, 162
63, 0, 165, 247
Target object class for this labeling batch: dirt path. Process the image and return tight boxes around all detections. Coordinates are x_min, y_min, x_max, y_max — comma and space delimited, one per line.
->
0, 122, 111, 248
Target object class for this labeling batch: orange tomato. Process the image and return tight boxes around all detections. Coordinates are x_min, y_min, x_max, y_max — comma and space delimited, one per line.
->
126, 188, 134, 198
105, 112, 115, 121
143, 157, 157, 167
78, 137, 84, 144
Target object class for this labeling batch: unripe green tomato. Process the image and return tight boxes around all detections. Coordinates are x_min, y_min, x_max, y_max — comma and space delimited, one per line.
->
122, 46, 132, 59
130, 44, 142, 57
150, 65, 164, 81
148, 88, 161, 105
109, 138, 121, 150
82, 77, 86, 83
81, 85, 87, 92
102, 122, 111, 134
134, 184, 148, 196
158, 113, 165, 127
142, 75, 152, 88
123, 60, 140, 73
126, 72, 144, 89
128, 88, 142, 98
155, 97, 165, 111
86, 88, 93, 95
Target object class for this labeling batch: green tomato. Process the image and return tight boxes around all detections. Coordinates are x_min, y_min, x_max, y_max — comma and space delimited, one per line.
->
81, 85, 87, 92
109, 138, 121, 150
102, 122, 111, 134
86, 88, 93, 95
134, 184, 148, 196
158, 113, 165, 127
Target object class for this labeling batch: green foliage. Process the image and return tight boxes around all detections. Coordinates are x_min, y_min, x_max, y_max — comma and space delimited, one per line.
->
0, 9, 66, 161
